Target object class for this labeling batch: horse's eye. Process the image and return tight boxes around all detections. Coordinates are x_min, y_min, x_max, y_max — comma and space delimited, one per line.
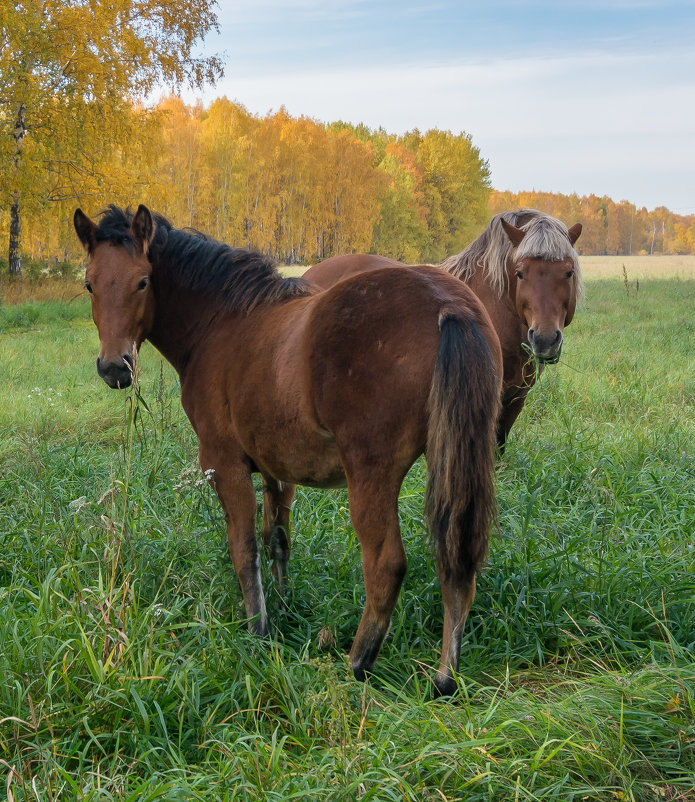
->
137, 278, 149, 291
515, 271, 524, 280
565, 271, 574, 279
85, 281, 93, 294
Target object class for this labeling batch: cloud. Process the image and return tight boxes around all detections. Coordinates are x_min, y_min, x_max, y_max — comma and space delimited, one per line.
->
175, 5, 695, 212
204, 49, 693, 137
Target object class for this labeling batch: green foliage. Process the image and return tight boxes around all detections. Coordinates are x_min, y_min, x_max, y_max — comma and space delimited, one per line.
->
1, 279, 694, 798
12, 257, 79, 283
416, 129, 492, 263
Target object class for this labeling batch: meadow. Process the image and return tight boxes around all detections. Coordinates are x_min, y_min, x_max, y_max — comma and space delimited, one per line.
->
1, 259, 694, 799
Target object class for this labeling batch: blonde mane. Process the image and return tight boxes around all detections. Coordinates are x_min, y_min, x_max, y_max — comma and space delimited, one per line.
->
441, 209, 583, 301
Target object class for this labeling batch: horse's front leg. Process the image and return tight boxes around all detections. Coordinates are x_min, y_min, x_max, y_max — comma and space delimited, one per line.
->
201, 447, 267, 635
346, 474, 408, 681
497, 395, 525, 451
261, 478, 296, 596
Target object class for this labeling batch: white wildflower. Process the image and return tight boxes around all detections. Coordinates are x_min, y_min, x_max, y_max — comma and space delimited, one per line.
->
68, 496, 90, 513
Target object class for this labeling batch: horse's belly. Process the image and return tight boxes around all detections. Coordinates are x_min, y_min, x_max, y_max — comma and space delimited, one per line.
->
247, 425, 347, 489
288, 470, 347, 490
258, 459, 347, 489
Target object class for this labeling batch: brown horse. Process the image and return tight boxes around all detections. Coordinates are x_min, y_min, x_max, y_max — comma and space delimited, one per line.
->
74, 204, 502, 696
304, 209, 583, 448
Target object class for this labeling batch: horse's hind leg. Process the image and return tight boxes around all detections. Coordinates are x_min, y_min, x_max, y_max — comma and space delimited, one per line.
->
435, 571, 477, 696
346, 474, 408, 681
261, 478, 296, 595
201, 447, 268, 636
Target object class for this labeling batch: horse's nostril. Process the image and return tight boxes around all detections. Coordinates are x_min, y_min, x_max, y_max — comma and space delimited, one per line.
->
527, 328, 535, 341
122, 353, 134, 369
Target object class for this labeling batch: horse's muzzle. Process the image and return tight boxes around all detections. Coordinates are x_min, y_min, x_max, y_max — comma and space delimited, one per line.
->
97, 355, 134, 389
528, 329, 563, 364
536, 351, 561, 365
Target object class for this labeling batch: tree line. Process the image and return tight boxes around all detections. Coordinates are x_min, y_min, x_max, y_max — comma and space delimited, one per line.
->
1, 95, 494, 269
2, 0, 693, 276
489, 190, 695, 257
3, 94, 694, 272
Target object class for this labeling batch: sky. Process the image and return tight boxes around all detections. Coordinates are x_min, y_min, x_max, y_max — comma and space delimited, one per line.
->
172, 0, 695, 214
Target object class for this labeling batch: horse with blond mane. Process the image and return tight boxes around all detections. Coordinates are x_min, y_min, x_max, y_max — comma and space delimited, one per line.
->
304, 209, 583, 447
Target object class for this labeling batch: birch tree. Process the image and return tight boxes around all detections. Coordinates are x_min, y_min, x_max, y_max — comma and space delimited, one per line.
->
0, 0, 222, 274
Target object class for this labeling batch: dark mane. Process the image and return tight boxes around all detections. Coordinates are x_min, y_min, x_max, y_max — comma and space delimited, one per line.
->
94, 205, 314, 314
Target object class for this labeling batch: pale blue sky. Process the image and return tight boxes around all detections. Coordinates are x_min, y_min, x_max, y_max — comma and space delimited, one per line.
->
172, 0, 695, 213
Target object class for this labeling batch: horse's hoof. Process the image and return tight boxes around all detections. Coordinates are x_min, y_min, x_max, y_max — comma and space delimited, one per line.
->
352, 665, 366, 682
249, 618, 269, 638
433, 673, 457, 698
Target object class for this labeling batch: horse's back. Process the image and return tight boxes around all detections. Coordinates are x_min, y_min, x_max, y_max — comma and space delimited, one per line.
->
305, 265, 500, 464
308, 264, 498, 372
303, 253, 404, 289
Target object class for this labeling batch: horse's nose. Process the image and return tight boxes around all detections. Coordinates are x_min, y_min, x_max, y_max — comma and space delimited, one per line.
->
528, 328, 561, 346
96, 354, 134, 389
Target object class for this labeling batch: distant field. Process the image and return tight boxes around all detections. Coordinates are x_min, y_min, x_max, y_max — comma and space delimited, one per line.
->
2, 254, 693, 303
580, 253, 695, 280
285, 254, 695, 282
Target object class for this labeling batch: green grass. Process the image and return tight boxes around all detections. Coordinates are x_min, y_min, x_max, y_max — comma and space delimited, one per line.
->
1, 279, 694, 800
0, 296, 91, 333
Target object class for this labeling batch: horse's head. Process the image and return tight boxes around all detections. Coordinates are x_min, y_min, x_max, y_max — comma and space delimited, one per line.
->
74, 205, 156, 389
502, 219, 582, 364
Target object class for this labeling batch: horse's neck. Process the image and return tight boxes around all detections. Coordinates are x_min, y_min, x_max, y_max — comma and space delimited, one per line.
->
147, 284, 222, 378
446, 255, 537, 396
468, 266, 528, 365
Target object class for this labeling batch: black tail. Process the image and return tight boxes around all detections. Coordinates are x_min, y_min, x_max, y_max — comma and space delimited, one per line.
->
425, 313, 500, 581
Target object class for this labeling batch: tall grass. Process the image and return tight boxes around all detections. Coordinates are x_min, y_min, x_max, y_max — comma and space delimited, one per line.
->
1, 279, 694, 799
0, 266, 85, 306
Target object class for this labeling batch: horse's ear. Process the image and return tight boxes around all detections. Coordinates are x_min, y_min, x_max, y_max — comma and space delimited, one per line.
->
74, 208, 97, 253
501, 219, 526, 248
567, 223, 582, 246
130, 204, 155, 255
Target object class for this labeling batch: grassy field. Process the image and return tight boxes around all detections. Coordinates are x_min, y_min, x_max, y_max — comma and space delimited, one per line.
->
1, 269, 694, 799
